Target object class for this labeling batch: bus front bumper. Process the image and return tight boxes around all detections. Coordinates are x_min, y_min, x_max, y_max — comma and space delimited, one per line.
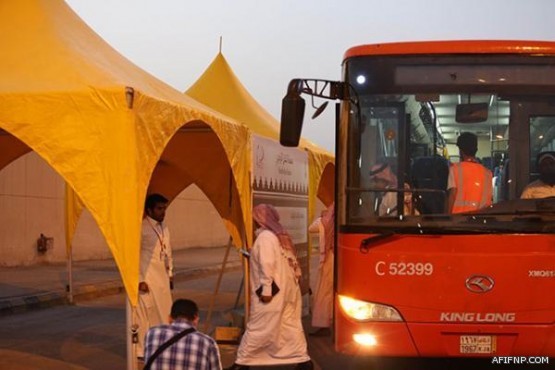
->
335, 313, 555, 356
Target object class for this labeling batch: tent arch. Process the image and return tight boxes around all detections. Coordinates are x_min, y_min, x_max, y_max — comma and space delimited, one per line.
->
147, 121, 247, 248
0, 0, 252, 304
0, 131, 32, 172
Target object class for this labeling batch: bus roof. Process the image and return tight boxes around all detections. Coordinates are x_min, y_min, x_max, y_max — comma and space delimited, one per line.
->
344, 40, 555, 61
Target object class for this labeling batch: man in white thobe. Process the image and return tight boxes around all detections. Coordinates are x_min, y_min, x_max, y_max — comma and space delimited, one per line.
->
226, 204, 312, 370
308, 204, 334, 335
136, 193, 174, 359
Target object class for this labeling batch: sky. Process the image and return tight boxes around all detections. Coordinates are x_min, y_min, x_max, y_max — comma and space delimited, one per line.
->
66, 0, 555, 152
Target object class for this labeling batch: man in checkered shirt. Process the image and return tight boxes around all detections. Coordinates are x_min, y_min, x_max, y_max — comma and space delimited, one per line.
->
144, 299, 222, 369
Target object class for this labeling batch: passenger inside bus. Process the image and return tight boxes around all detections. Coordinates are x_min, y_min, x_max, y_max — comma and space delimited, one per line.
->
521, 151, 555, 199
446, 132, 493, 213
369, 162, 397, 216
369, 162, 418, 216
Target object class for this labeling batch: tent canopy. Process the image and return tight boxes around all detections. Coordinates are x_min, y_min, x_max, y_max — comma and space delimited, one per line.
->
185, 53, 335, 223
148, 121, 247, 247
0, 0, 252, 305
186, 53, 282, 140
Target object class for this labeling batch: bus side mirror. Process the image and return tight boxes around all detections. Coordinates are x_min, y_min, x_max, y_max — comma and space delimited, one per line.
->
280, 91, 305, 147
456, 102, 489, 123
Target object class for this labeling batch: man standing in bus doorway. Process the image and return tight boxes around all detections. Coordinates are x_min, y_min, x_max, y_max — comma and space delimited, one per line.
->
447, 132, 493, 213
226, 204, 313, 370
308, 203, 334, 336
137, 193, 174, 360
521, 151, 555, 198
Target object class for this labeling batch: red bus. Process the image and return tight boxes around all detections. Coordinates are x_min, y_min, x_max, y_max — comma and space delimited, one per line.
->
280, 40, 555, 357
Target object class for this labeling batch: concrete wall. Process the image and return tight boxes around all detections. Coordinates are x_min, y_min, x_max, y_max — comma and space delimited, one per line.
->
0, 152, 65, 266
165, 186, 229, 249
0, 152, 229, 266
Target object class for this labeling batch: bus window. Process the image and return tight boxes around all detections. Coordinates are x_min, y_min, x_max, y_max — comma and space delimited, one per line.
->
524, 116, 555, 197
346, 93, 513, 223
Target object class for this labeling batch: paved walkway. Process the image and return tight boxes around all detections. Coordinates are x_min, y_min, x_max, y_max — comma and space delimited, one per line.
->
0, 245, 329, 369
0, 245, 243, 315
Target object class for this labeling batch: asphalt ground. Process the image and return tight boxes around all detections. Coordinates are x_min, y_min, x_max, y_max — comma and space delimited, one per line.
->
0, 246, 243, 315
0, 246, 531, 370
0, 246, 329, 369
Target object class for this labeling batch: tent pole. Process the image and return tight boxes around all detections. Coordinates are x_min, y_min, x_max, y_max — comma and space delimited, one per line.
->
126, 299, 138, 370
233, 276, 243, 309
241, 220, 250, 324
203, 236, 232, 333
243, 248, 250, 324
66, 246, 73, 304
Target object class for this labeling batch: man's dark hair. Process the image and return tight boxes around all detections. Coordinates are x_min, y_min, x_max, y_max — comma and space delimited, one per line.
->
170, 299, 199, 320
145, 193, 168, 211
537, 151, 555, 166
456, 132, 478, 157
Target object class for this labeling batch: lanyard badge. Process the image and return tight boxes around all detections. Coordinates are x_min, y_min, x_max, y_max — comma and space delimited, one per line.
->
148, 218, 167, 261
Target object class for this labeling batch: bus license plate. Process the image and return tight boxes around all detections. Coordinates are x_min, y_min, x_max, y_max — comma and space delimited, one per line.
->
459, 335, 496, 354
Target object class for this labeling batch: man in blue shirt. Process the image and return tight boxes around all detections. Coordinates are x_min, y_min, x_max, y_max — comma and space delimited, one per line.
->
144, 299, 222, 370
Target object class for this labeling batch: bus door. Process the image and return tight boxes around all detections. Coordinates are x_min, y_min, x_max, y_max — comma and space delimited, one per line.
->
354, 102, 409, 219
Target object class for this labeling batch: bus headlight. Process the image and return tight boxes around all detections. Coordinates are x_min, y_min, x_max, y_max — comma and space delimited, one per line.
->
338, 295, 403, 322
353, 333, 377, 346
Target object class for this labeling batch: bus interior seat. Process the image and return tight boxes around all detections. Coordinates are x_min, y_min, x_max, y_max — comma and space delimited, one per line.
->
482, 156, 493, 171
411, 156, 449, 214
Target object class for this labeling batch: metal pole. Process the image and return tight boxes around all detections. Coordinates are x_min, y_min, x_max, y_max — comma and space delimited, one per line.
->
126, 299, 138, 370
66, 246, 73, 304
203, 237, 232, 333
233, 276, 244, 309
243, 251, 250, 323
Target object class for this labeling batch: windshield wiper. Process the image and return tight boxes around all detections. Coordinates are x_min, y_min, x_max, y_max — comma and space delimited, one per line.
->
360, 232, 395, 253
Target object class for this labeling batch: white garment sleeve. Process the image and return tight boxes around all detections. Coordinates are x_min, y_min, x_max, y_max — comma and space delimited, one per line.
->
139, 221, 148, 282
447, 166, 455, 190
255, 231, 278, 296
308, 217, 321, 233
318, 222, 326, 261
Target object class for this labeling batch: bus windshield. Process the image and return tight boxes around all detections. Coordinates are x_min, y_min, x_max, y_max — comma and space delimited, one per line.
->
341, 55, 555, 234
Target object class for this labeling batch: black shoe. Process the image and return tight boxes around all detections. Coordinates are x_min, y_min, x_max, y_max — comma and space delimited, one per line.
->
295, 360, 314, 370
224, 364, 250, 370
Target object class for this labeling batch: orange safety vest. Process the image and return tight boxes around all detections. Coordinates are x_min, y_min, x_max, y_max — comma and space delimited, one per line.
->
451, 161, 493, 213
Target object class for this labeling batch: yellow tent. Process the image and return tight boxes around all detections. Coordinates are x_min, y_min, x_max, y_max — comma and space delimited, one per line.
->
147, 124, 249, 248
184, 52, 335, 224
0, 0, 252, 305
